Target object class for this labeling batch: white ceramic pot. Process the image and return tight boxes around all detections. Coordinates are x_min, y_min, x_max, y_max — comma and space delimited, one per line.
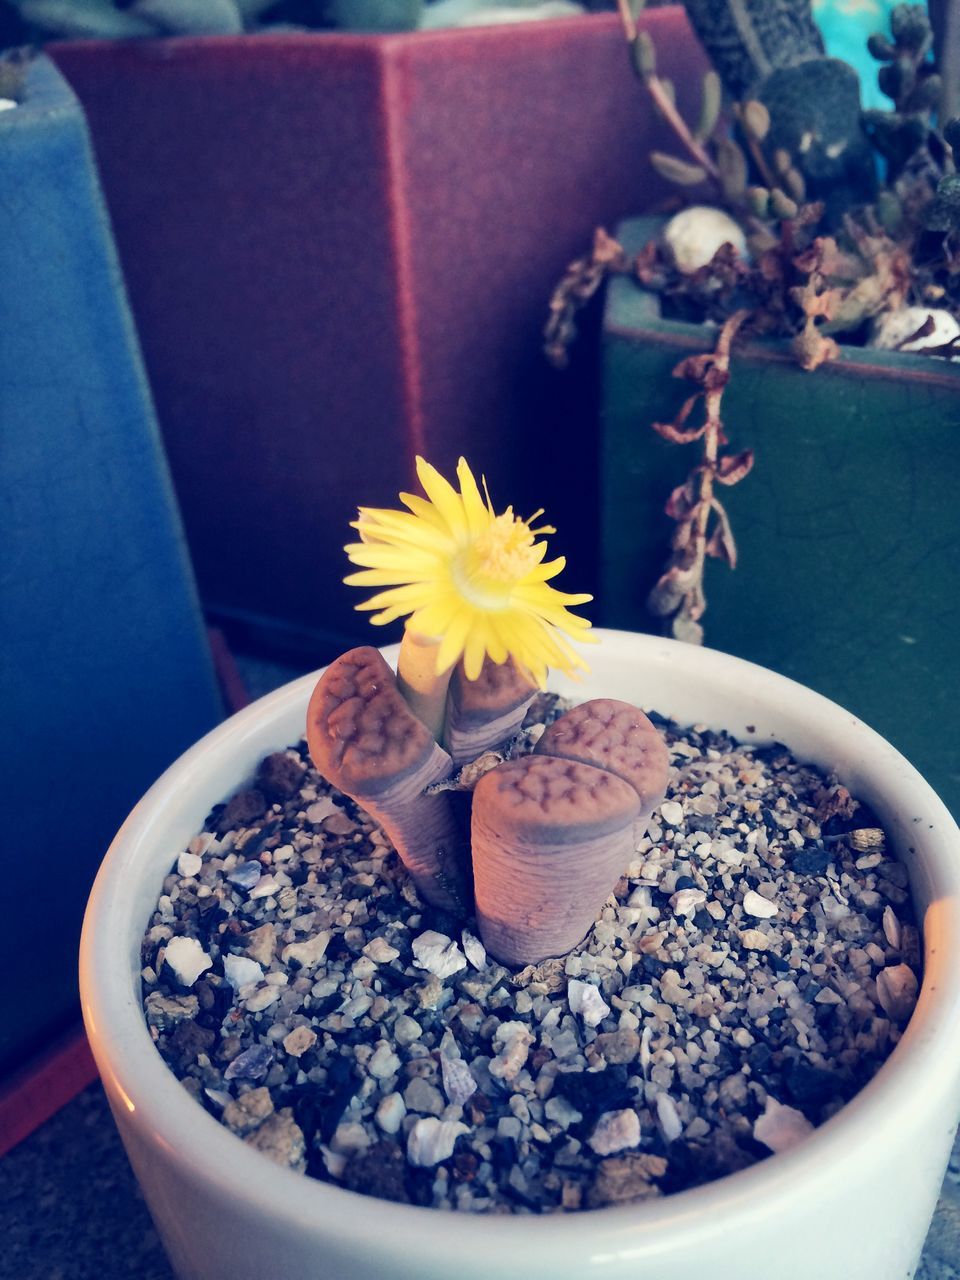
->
81, 631, 960, 1280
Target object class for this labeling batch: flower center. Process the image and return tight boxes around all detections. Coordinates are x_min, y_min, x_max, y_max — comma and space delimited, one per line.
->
453, 512, 540, 607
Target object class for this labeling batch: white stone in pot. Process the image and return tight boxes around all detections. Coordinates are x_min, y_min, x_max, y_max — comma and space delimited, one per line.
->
664, 206, 748, 274
870, 306, 960, 353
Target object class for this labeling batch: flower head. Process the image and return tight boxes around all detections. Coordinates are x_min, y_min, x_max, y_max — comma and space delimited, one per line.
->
344, 457, 594, 686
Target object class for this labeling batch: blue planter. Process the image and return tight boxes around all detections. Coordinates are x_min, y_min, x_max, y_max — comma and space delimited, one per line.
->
0, 57, 224, 1077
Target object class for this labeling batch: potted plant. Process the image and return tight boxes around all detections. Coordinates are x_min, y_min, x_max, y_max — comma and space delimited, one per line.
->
0, 3, 709, 661
81, 458, 960, 1278
547, 0, 960, 819
0, 49, 224, 1085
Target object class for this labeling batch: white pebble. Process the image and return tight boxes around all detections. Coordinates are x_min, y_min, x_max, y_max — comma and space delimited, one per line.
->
362, 937, 400, 965
753, 1096, 813, 1154
0, 99, 17, 112
375, 1092, 406, 1135
664, 205, 748, 274
656, 1093, 683, 1144
223, 954, 264, 989
331, 1122, 370, 1154
876, 963, 919, 1023
743, 890, 778, 920
281, 931, 331, 971
882, 906, 901, 950
394, 1015, 423, 1045
407, 1117, 470, 1167
368, 1042, 402, 1079
305, 797, 340, 823
248, 876, 281, 900
412, 930, 467, 979
489, 1021, 534, 1081
567, 979, 610, 1028
659, 800, 684, 827
441, 1055, 477, 1105
461, 929, 487, 970
871, 305, 960, 352
244, 986, 280, 1013
177, 851, 203, 878
739, 929, 770, 952
671, 888, 706, 917
163, 936, 212, 987
588, 1108, 641, 1156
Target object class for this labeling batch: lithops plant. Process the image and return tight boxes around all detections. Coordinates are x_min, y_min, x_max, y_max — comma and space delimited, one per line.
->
306, 645, 470, 913
443, 654, 538, 768
472, 699, 670, 965
471, 754, 643, 966
534, 697, 670, 812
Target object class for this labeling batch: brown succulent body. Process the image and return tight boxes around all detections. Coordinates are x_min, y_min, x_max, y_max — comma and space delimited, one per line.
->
306, 647, 470, 912
535, 697, 670, 813
444, 655, 538, 768
471, 755, 641, 965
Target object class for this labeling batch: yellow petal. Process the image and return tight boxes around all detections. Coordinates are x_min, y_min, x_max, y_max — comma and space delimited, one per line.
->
456, 458, 491, 537
415, 457, 468, 540
463, 630, 487, 681
435, 606, 475, 673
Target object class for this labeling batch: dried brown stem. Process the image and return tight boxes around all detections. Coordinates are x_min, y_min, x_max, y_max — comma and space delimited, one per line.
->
646, 309, 753, 644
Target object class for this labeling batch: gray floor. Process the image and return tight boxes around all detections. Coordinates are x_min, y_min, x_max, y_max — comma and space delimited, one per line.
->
3, 652, 960, 1279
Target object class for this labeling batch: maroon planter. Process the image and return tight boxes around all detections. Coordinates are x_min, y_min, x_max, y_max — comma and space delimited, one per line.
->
51, 9, 706, 657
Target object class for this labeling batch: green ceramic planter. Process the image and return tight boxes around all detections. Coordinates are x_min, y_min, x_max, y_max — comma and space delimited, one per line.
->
602, 216, 960, 819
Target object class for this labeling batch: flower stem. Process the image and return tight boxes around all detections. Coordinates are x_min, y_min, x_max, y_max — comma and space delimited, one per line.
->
396, 629, 453, 742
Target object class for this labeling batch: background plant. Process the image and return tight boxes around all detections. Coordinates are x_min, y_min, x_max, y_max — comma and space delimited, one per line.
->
548, 0, 960, 642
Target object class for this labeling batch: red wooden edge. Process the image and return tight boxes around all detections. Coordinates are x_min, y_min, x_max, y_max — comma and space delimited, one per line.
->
0, 1025, 98, 1157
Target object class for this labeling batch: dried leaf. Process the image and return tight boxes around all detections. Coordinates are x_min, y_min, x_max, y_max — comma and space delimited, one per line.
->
708, 499, 738, 568
647, 565, 697, 615
792, 321, 840, 371
650, 151, 709, 187
715, 449, 755, 486
664, 479, 698, 521
671, 612, 704, 645
651, 419, 706, 445
674, 353, 715, 382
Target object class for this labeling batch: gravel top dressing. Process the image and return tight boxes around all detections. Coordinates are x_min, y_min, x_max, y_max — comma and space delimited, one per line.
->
140, 696, 921, 1214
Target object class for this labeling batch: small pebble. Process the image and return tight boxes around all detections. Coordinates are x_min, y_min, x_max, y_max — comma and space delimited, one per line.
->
283, 1026, 317, 1057
223, 955, 264, 990
376, 1093, 406, 1135
743, 890, 778, 920
567, 979, 610, 1028
876, 963, 919, 1023
163, 936, 212, 988
588, 1109, 641, 1156
753, 1097, 814, 1154
177, 851, 203, 878
412, 931, 467, 979
407, 1118, 470, 1168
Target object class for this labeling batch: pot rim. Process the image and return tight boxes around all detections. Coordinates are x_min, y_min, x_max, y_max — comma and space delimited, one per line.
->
80, 629, 960, 1261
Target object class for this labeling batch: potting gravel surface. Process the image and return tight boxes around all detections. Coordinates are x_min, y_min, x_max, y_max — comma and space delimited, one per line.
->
140, 696, 921, 1214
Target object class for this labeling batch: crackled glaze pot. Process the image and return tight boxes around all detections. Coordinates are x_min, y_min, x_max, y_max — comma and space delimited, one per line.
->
81, 631, 960, 1279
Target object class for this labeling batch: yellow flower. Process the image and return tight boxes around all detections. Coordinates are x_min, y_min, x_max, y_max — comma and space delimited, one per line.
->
344, 457, 594, 686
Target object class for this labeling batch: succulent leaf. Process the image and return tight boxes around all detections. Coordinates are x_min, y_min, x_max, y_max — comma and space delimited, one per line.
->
650, 151, 708, 187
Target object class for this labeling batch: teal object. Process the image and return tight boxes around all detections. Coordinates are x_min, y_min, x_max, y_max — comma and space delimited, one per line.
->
0, 57, 224, 1077
813, 0, 899, 108
601, 217, 960, 818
